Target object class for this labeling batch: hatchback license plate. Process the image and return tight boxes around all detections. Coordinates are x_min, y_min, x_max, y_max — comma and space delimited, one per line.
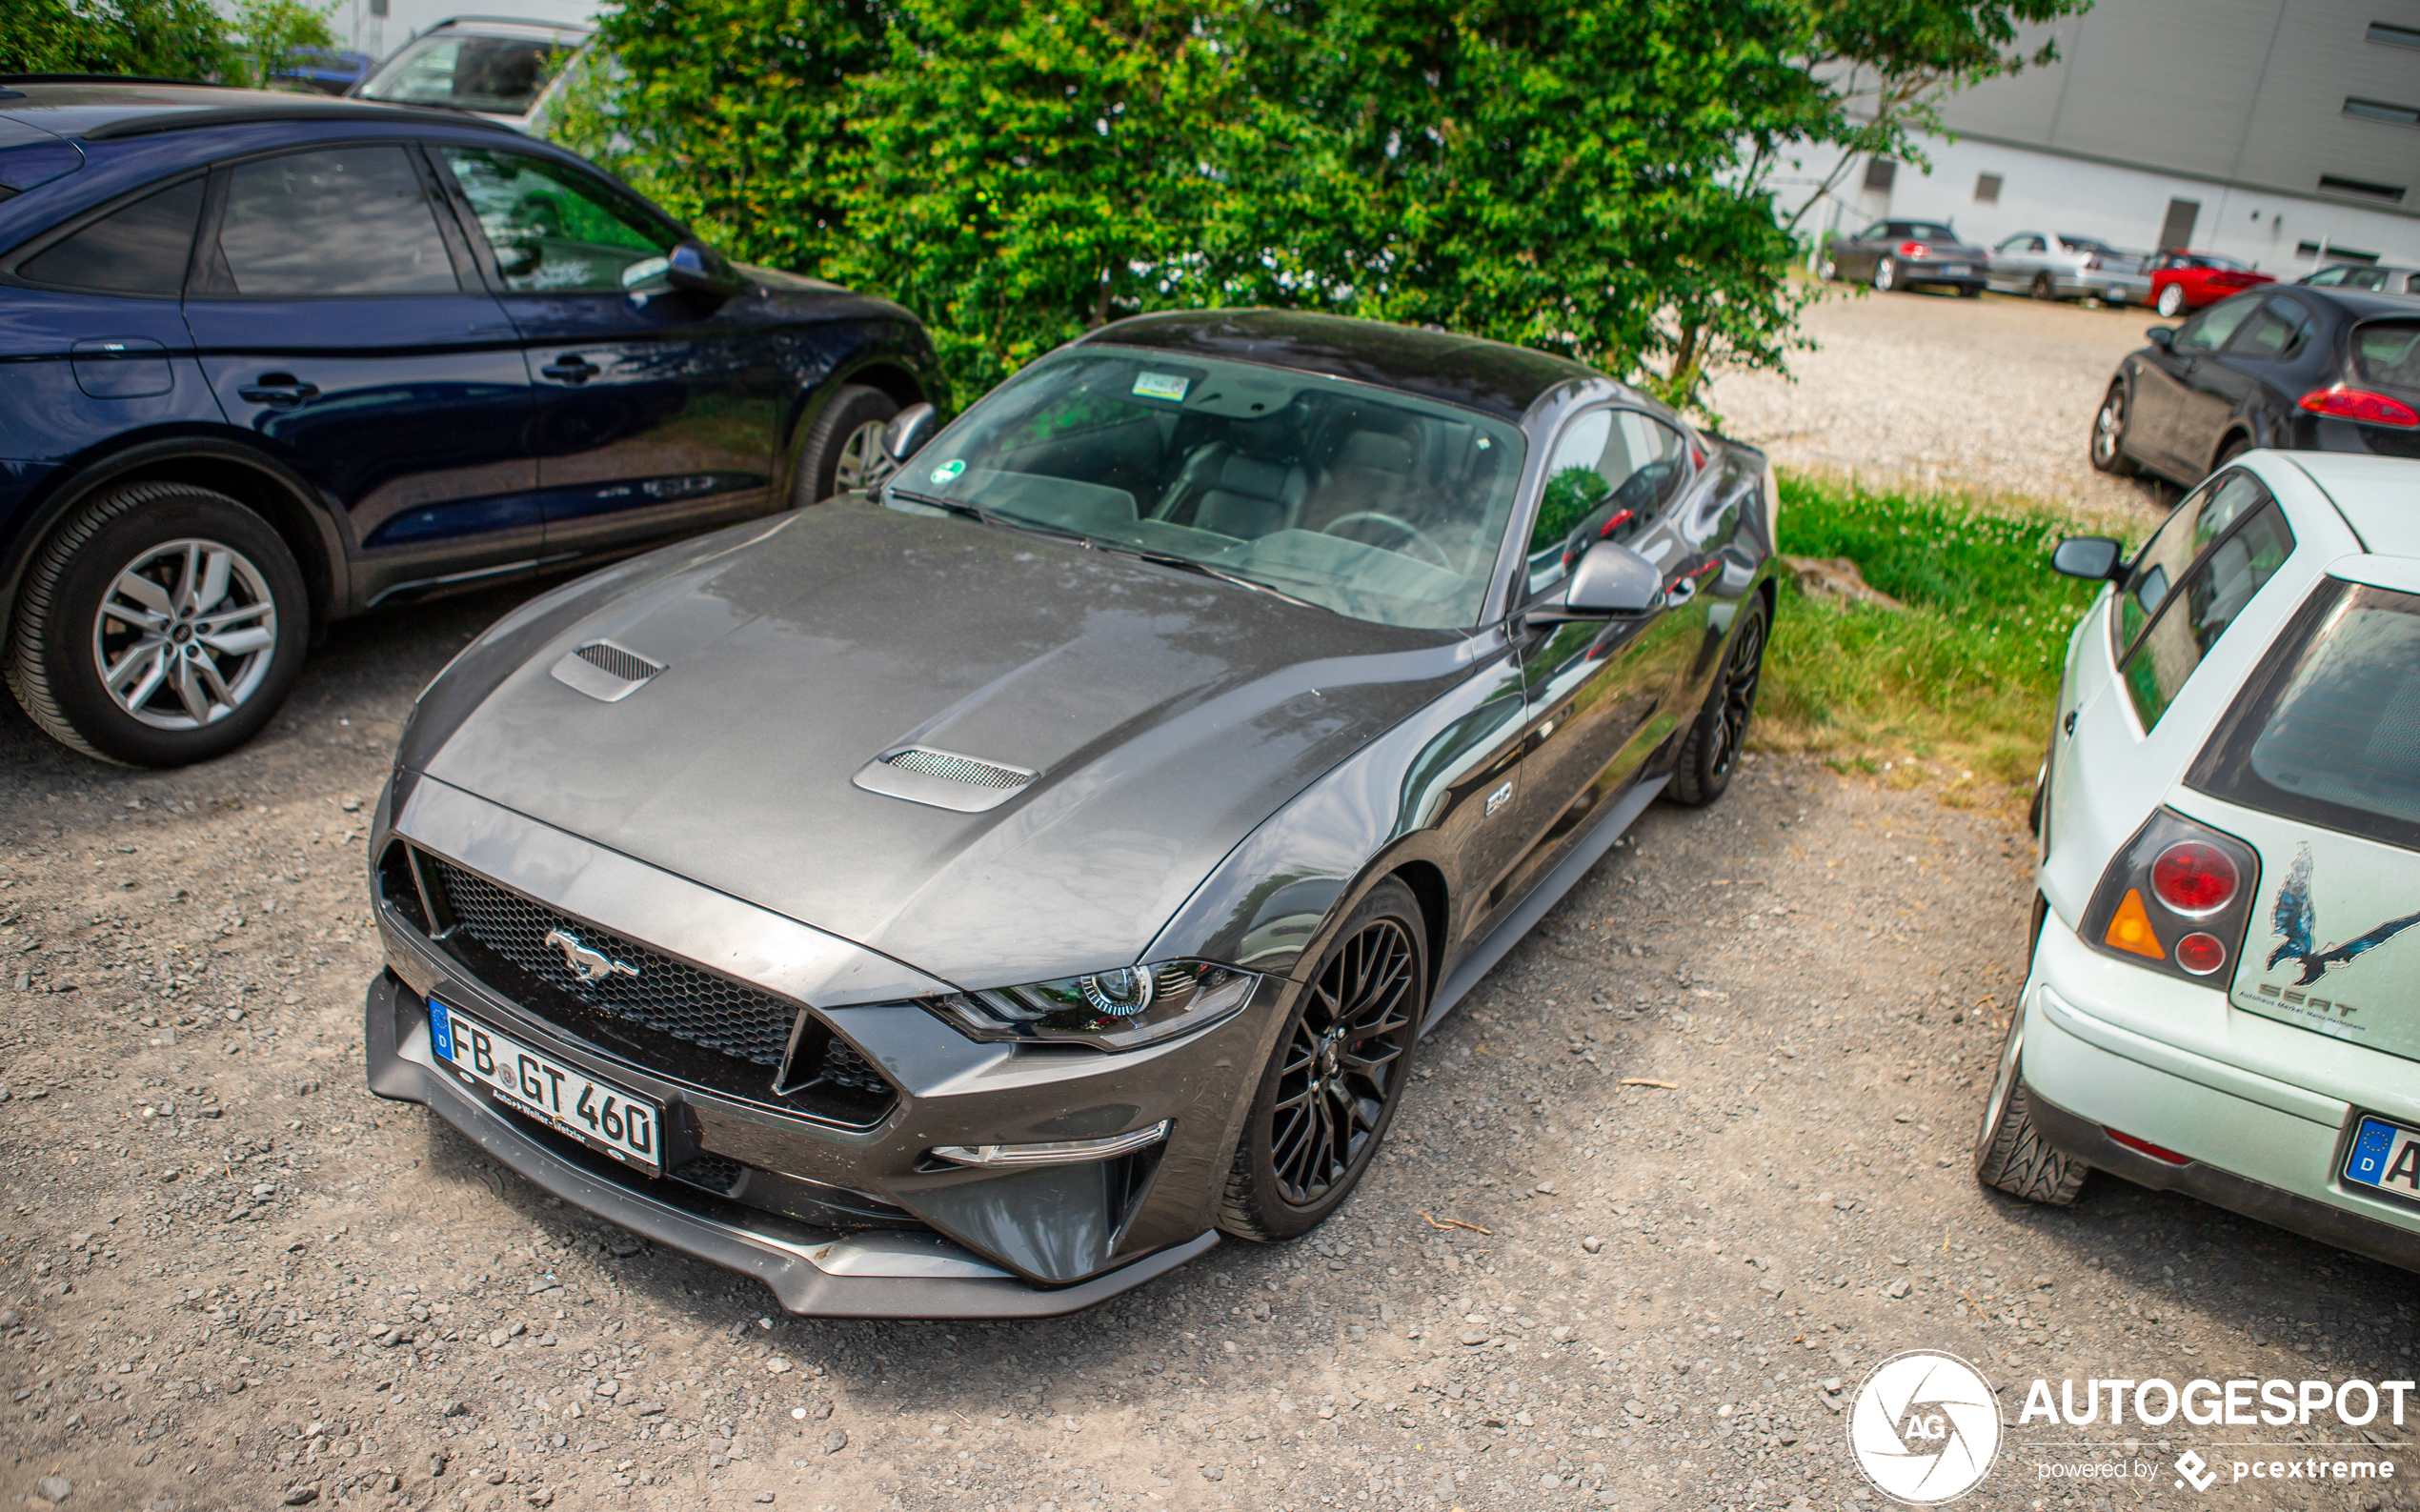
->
2343, 1115, 2420, 1204
430, 997, 661, 1175
1939, 264, 1969, 276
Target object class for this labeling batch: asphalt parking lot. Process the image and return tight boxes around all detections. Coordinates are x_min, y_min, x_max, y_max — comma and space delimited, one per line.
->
4, 294, 2413, 1512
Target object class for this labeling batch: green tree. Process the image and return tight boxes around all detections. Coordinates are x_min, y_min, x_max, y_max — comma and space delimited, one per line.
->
3, 0, 243, 81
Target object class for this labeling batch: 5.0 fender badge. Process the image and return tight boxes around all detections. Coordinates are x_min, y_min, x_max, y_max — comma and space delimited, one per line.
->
543, 928, 639, 985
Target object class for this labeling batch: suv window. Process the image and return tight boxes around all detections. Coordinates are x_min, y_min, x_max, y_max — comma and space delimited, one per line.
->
2189, 580, 2420, 850
439, 148, 676, 293
2120, 501, 2293, 729
2228, 298, 2312, 360
1524, 409, 1687, 595
212, 147, 457, 296
2174, 297, 2255, 353
17, 176, 204, 295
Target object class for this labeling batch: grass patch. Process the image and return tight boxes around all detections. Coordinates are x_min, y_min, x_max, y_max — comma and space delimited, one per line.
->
1756, 473, 2141, 798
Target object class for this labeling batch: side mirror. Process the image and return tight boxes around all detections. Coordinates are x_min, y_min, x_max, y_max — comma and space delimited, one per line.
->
881, 402, 939, 465
665, 239, 746, 301
2146, 326, 2176, 350
2051, 536, 2125, 581
1537, 540, 1665, 620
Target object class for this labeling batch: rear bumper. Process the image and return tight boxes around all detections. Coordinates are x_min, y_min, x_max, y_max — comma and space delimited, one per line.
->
366, 970, 1219, 1317
2063, 272, 2148, 303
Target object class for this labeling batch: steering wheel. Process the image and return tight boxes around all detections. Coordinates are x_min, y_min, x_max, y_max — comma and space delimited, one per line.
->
1321, 511, 1455, 572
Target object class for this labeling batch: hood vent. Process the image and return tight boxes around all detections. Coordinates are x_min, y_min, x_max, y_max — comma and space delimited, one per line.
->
852, 745, 1039, 813
883, 748, 1033, 790
550, 640, 664, 703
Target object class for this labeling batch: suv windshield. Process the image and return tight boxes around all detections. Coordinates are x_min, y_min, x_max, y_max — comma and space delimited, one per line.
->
358, 32, 577, 115
885, 350, 1527, 629
2190, 578, 2420, 850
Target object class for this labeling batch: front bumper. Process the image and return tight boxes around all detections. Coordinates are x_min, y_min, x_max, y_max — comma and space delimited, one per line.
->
2017, 917, 2420, 1273
362, 775, 1275, 1317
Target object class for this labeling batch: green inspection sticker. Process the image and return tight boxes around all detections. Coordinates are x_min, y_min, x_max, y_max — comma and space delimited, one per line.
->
929, 458, 966, 484
1132, 373, 1190, 402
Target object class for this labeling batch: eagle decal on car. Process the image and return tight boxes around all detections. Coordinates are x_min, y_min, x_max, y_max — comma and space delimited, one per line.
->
2266, 842, 2420, 987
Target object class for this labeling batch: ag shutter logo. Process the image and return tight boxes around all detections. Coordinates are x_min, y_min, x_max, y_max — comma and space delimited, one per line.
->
1849, 1350, 2003, 1504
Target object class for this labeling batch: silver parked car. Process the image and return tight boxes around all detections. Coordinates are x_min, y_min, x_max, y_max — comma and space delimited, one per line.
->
351, 16, 594, 132
1987, 232, 2151, 305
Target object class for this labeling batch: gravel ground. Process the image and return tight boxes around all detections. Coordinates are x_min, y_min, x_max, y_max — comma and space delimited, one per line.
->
1705, 287, 2174, 528
4, 589, 2414, 1512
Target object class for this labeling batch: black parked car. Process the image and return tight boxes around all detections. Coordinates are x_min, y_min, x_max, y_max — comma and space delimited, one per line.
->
1818, 219, 1989, 296
2089, 286, 2420, 487
0, 80, 939, 767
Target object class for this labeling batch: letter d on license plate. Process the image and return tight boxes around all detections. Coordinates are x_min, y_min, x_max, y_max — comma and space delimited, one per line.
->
429, 997, 662, 1175
2344, 1114, 2420, 1205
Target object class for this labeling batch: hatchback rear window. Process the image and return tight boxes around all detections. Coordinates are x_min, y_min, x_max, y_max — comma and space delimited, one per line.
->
2189, 579, 2420, 851
2353, 321, 2420, 393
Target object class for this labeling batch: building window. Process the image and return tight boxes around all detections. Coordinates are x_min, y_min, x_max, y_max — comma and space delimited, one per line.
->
2367, 20, 2420, 48
2344, 96, 2420, 126
2296, 240, 2381, 264
1973, 172, 2002, 203
2159, 198, 2201, 251
1863, 157, 1897, 193
2317, 173, 2407, 204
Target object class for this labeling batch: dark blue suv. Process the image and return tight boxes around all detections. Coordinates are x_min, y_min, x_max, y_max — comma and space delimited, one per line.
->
0, 80, 940, 766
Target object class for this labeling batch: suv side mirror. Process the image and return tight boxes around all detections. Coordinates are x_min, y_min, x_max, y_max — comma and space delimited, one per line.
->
1534, 540, 1665, 621
665, 239, 746, 301
2145, 326, 2175, 350
2051, 536, 2125, 580
882, 402, 939, 464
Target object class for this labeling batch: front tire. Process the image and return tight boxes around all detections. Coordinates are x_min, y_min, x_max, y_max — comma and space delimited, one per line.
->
792, 383, 899, 506
2088, 382, 2138, 475
1664, 595, 1767, 807
1873, 258, 1897, 292
1973, 1012, 2088, 1205
2155, 282, 2187, 318
2031, 272, 2058, 302
1218, 878, 1424, 1242
6, 481, 308, 767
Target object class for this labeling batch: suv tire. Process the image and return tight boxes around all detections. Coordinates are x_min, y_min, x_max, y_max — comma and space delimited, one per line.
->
793, 384, 900, 505
7, 481, 308, 766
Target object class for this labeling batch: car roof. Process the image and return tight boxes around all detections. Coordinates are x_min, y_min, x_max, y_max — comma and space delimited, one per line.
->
1075, 309, 1603, 423
0, 80, 516, 139
412, 15, 595, 36
2282, 452, 2420, 556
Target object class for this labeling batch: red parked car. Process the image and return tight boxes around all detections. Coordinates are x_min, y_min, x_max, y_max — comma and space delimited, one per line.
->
2148, 250, 2273, 318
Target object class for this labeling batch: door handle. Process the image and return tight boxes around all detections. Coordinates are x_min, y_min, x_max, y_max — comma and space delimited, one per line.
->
236, 374, 319, 409
541, 354, 601, 386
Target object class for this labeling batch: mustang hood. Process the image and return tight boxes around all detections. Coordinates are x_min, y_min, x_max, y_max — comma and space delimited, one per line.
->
414, 502, 1473, 987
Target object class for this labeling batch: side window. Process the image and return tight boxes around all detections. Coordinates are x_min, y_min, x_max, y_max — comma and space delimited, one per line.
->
2346, 269, 2388, 291
2115, 471, 2267, 653
2227, 298, 2311, 360
1855, 222, 1889, 241
2174, 298, 2254, 353
2354, 321, 2420, 390
2305, 266, 2347, 286
438, 148, 676, 293
2121, 500, 2296, 729
212, 147, 457, 295
16, 176, 204, 294
1524, 410, 1687, 595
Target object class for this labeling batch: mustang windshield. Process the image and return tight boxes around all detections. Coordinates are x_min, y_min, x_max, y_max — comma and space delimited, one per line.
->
886, 350, 1527, 629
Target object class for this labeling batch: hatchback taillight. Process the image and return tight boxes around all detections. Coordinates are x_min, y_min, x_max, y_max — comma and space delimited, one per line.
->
2299, 387, 2420, 427
2081, 809, 2260, 985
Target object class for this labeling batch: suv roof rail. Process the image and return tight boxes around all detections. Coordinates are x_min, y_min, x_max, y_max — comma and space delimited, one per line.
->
80, 99, 520, 140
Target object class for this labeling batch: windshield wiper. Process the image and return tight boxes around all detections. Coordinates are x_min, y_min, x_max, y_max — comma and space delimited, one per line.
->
1116, 549, 1321, 610
886, 488, 1097, 549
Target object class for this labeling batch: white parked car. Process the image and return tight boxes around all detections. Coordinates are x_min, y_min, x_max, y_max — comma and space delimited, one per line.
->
351, 16, 594, 132
1980, 450, 2420, 1273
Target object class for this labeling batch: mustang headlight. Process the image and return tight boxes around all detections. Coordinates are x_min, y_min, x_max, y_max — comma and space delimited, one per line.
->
928, 960, 1259, 1051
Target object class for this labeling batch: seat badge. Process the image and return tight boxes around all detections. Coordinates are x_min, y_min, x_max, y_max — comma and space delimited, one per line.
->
543, 928, 639, 984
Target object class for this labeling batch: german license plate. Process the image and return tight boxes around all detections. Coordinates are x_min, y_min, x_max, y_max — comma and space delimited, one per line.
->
2342, 1115, 2420, 1205
429, 997, 661, 1175
1940, 264, 1969, 276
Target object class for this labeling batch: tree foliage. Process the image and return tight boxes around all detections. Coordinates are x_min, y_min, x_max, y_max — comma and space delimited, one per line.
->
556, 0, 2083, 408
3, 0, 336, 87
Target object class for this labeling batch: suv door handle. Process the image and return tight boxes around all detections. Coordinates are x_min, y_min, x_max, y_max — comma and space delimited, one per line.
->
237, 374, 319, 408
541, 354, 601, 386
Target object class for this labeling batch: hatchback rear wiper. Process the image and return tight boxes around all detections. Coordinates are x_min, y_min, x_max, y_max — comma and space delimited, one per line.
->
1117, 549, 1320, 610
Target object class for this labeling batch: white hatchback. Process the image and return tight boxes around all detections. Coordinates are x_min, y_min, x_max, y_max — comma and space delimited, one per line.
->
1978, 450, 2420, 1272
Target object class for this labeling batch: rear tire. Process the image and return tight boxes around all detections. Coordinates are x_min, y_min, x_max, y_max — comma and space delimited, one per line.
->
2214, 435, 2250, 471
793, 384, 899, 506
2156, 282, 2187, 318
1973, 1014, 2088, 1205
1218, 877, 1424, 1242
2031, 272, 2058, 301
1872, 258, 1897, 292
1663, 596, 1767, 808
6, 481, 308, 767
1958, 283, 1982, 299
2089, 382, 2138, 475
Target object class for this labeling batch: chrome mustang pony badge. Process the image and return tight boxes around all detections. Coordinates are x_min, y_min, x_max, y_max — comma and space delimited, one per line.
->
543, 929, 639, 985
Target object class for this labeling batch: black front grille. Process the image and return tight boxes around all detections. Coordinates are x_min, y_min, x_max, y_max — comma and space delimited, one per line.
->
672, 1155, 745, 1196
422, 857, 797, 1066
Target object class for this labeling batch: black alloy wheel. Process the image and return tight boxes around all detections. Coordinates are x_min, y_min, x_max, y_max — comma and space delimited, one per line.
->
1218, 877, 1425, 1240
1664, 595, 1768, 807
2088, 382, 2137, 475
792, 383, 901, 506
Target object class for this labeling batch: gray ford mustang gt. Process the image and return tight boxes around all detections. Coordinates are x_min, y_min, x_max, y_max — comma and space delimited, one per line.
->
362, 310, 1779, 1317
